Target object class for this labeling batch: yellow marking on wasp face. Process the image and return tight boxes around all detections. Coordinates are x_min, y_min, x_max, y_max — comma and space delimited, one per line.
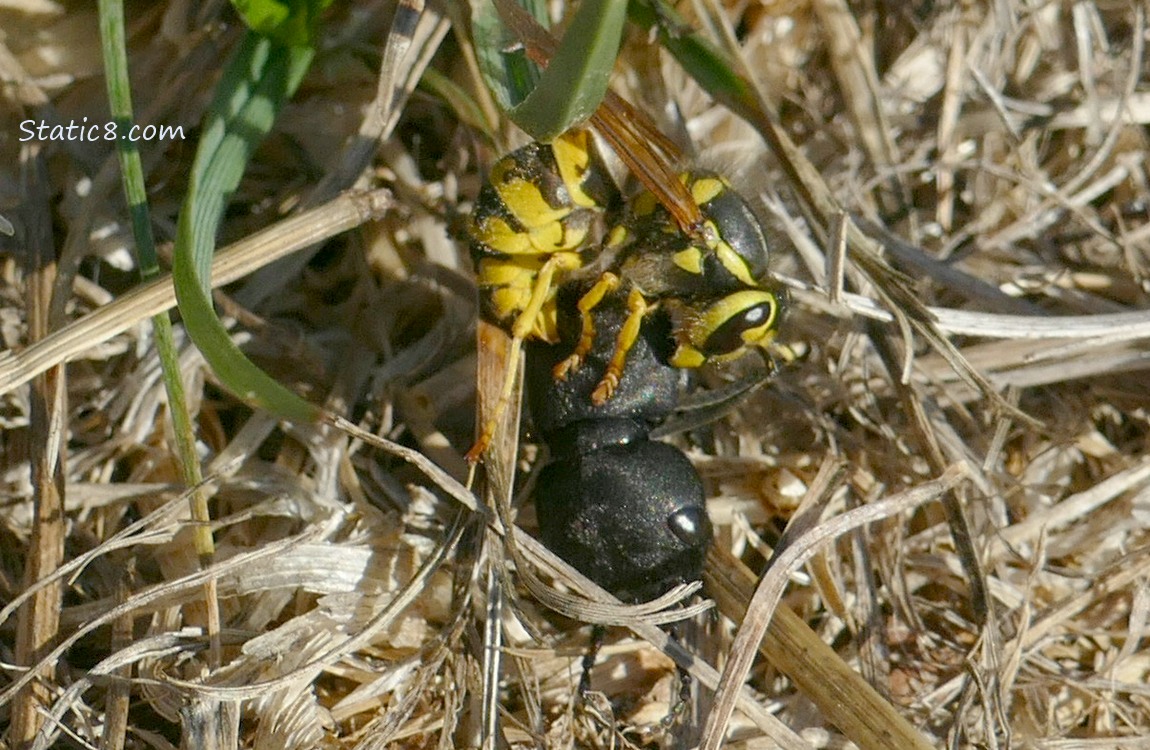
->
701, 291, 778, 343
690, 176, 726, 205
706, 290, 778, 329
669, 346, 706, 368
673, 247, 704, 275
713, 240, 758, 286
669, 290, 780, 367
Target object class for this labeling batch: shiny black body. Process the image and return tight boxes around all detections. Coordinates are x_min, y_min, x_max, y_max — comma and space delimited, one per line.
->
526, 285, 712, 603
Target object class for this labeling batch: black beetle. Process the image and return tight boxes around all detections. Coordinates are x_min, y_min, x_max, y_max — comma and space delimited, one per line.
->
525, 285, 712, 603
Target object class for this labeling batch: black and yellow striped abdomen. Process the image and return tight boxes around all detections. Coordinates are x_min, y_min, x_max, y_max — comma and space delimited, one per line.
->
469, 130, 616, 343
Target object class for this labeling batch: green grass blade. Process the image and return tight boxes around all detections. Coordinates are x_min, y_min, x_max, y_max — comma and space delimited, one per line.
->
97, 0, 215, 556
471, 0, 546, 109
172, 32, 320, 424
627, 0, 758, 119
474, 0, 627, 141
231, 0, 334, 47
505, 0, 626, 139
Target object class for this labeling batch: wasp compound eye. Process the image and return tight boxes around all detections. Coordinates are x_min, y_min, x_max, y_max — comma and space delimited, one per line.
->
701, 294, 780, 357
700, 185, 771, 279
669, 289, 782, 368
535, 434, 711, 603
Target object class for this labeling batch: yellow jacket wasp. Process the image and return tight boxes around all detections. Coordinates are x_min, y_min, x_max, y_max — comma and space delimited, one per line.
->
466, 125, 784, 463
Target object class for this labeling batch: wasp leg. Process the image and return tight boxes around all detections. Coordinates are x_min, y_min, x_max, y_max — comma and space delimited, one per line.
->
591, 288, 648, 405
552, 272, 621, 381
466, 254, 578, 464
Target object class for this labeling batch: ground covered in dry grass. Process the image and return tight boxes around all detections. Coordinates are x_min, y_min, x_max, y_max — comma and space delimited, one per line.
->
3, 1, 1150, 748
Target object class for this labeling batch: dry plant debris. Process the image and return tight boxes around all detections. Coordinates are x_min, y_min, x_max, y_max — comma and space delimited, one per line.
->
3, 1, 1150, 748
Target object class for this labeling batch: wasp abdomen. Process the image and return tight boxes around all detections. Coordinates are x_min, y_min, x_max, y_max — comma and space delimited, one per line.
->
470, 131, 615, 340
469, 130, 614, 258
